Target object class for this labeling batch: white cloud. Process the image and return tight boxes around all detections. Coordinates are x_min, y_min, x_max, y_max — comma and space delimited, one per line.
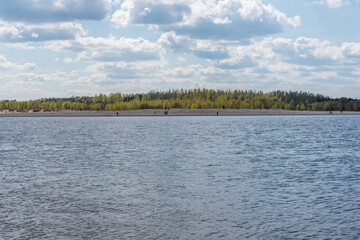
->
159, 31, 356, 67
92, 36, 360, 98
112, 0, 301, 40
202, 36, 359, 67
158, 31, 231, 59
311, 0, 350, 8
4, 42, 36, 50
0, 56, 46, 100
86, 60, 165, 79
11, 33, 357, 99
163, 65, 201, 78
327, 0, 347, 8
0, 71, 82, 100
0, 0, 112, 22
177, 56, 187, 62
157, 29, 360, 91
0, 55, 37, 71
45, 36, 164, 62
0, 21, 85, 42
160, 34, 360, 95
63, 58, 73, 63
341, 42, 360, 57
0, 0, 109, 43
111, 0, 191, 27
294, 37, 343, 61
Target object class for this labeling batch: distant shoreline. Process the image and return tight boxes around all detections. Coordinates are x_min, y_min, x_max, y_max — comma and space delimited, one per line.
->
0, 109, 359, 117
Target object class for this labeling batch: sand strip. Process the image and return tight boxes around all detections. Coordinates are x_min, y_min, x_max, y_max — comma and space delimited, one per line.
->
0, 109, 359, 117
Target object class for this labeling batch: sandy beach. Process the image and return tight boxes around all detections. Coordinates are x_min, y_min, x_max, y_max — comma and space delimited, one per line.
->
0, 109, 359, 117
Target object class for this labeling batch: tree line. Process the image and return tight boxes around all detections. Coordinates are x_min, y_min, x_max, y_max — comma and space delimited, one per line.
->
1, 89, 359, 112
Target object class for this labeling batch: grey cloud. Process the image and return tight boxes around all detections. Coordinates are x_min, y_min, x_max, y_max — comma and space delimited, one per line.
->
158, 32, 191, 52
113, 0, 300, 41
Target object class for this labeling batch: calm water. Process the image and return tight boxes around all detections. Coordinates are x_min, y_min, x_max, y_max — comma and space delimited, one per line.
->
0, 116, 359, 239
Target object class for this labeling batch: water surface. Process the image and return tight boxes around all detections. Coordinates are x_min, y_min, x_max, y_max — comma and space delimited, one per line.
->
0, 116, 359, 239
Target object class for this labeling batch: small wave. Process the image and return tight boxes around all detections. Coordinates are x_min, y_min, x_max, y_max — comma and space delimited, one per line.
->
0, 144, 17, 151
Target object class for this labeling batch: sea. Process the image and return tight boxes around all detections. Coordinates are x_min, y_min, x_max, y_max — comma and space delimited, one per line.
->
0, 116, 359, 239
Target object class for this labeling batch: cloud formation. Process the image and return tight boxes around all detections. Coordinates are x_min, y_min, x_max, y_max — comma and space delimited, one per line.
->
311, 0, 350, 8
64, 35, 360, 98
0, 0, 359, 99
160, 31, 360, 67
45, 36, 164, 62
211, 37, 360, 70
0, 55, 44, 100
158, 31, 231, 59
0, 55, 37, 71
0, 0, 112, 42
112, 0, 301, 40
0, 21, 85, 42
0, 0, 111, 22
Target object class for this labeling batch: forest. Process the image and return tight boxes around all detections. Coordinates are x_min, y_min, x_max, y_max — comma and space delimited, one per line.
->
1, 89, 359, 112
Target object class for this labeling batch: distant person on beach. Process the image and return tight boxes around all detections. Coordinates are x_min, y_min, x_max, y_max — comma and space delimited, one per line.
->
217, 111, 219, 116
117, 112, 119, 116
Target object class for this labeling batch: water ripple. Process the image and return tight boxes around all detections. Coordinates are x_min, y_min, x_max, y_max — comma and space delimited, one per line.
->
0, 116, 359, 239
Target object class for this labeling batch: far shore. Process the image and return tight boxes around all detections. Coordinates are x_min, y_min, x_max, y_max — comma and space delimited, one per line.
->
0, 109, 359, 117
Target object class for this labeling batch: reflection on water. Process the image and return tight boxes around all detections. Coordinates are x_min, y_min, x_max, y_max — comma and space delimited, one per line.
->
0, 116, 359, 239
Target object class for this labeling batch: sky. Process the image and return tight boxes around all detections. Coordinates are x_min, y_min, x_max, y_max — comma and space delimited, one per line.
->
1, 0, 360, 100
